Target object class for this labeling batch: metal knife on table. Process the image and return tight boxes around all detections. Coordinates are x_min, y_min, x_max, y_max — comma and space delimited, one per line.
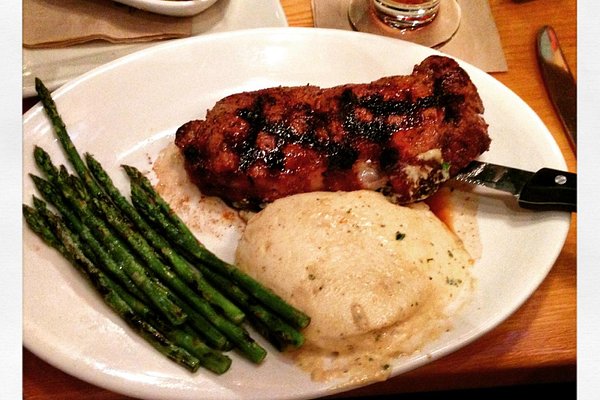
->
454, 160, 576, 213
537, 25, 577, 151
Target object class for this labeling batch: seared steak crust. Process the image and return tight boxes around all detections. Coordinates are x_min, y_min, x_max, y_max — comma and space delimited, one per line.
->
175, 55, 490, 209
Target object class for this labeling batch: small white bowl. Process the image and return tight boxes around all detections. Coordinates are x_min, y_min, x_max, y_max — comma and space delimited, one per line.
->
115, 0, 219, 17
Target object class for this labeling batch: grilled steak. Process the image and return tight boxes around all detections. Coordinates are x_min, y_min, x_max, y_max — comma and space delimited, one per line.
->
175, 55, 490, 209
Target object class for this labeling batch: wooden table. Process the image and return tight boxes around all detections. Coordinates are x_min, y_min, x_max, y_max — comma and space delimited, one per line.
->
23, 0, 577, 398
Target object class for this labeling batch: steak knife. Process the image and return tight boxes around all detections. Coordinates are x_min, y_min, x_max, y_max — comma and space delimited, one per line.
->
454, 161, 576, 212
537, 25, 577, 150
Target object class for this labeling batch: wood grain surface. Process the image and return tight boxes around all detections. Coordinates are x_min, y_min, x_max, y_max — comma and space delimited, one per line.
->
23, 0, 577, 398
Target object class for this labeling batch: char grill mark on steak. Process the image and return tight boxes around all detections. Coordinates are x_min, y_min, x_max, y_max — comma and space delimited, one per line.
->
340, 89, 465, 141
234, 93, 359, 172
233, 87, 465, 172
174, 55, 491, 209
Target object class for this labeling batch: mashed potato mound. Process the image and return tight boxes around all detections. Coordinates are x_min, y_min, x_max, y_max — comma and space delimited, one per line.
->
235, 190, 474, 383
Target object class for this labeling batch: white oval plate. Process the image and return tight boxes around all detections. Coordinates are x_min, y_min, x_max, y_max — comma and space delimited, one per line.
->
23, 28, 571, 400
114, 0, 218, 17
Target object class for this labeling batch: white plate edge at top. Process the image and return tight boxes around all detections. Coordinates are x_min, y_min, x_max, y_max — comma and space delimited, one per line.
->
114, 0, 219, 17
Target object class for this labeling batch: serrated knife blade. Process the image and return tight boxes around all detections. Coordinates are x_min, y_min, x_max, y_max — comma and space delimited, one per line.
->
454, 161, 576, 212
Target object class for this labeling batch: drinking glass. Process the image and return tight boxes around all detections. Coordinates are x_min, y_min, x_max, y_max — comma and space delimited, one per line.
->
348, 0, 461, 48
373, 0, 441, 29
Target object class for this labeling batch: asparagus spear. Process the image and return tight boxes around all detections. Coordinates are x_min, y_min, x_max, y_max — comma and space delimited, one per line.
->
32, 110, 233, 347
85, 153, 246, 325
125, 167, 310, 330
123, 178, 305, 349
48, 157, 265, 361
31, 172, 187, 327
126, 180, 304, 350
35, 78, 104, 198
90, 198, 234, 349
166, 293, 232, 351
94, 260, 230, 358
51, 206, 232, 372
123, 165, 204, 254
29, 180, 147, 302
91, 197, 267, 362
23, 203, 202, 373
117, 284, 232, 375
32, 131, 236, 351
198, 264, 305, 350
27, 194, 233, 373
36, 168, 232, 351
93, 197, 245, 323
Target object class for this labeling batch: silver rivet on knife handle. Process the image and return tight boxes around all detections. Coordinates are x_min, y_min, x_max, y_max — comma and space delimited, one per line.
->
555, 175, 568, 185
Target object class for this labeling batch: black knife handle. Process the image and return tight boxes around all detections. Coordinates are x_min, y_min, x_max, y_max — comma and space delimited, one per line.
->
518, 168, 576, 212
